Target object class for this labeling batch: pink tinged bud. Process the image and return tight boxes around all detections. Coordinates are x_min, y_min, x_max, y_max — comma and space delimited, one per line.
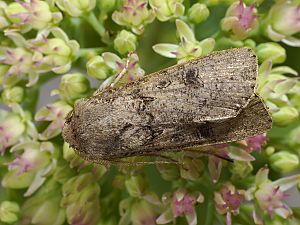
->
131, 200, 156, 225
214, 184, 244, 214
172, 191, 196, 217
7, 148, 51, 176
35, 101, 72, 140
112, 0, 155, 35
221, 0, 257, 40
245, 134, 267, 153
0, 112, 25, 154
269, 2, 300, 36
255, 183, 292, 218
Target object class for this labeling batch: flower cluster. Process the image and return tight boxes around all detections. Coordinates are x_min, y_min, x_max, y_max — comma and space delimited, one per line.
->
0, 0, 300, 225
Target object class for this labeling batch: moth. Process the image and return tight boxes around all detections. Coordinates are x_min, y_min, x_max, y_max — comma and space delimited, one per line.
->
62, 48, 272, 163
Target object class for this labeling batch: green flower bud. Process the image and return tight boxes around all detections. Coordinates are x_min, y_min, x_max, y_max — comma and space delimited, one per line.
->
5, 0, 55, 30
35, 101, 72, 140
0, 112, 26, 154
57, 73, 90, 103
0, 65, 9, 85
187, 3, 209, 24
269, 151, 299, 173
272, 106, 299, 126
231, 161, 253, 178
112, 0, 155, 35
263, 1, 300, 46
149, 0, 185, 22
0, 201, 20, 224
63, 142, 90, 169
1, 170, 34, 189
288, 127, 300, 148
30, 28, 79, 75
125, 175, 147, 197
5, 2, 27, 24
0, 1, 9, 29
265, 146, 275, 156
156, 163, 180, 181
114, 30, 137, 54
62, 174, 100, 225
55, 0, 96, 17
86, 55, 111, 80
22, 179, 65, 225
98, 0, 116, 13
180, 155, 204, 181
1, 86, 24, 104
256, 43, 286, 64
131, 200, 156, 225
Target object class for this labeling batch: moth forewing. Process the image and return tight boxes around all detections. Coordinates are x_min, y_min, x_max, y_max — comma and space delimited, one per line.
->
62, 48, 272, 163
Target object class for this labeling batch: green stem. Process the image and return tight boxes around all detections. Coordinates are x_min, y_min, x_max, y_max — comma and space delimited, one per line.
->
204, 199, 214, 225
84, 12, 106, 38
77, 47, 105, 58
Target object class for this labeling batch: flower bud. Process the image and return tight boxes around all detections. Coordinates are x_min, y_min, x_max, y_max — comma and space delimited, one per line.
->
1, 170, 34, 189
1, 86, 24, 104
288, 127, 300, 148
62, 174, 100, 225
156, 163, 180, 181
221, 0, 257, 40
0, 1, 9, 29
112, 0, 155, 34
269, 151, 299, 173
56, 73, 90, 104
272, 106, 299, 126
180, 155, 204, 181
5, 0, 56, 31
63, 142, 90, 169
35, 101, 72, 140
22, 179, 65, 225
125, 175, 147, 197
5, 2, 27, 24
256, 42, 286, 64
0, 201, 20, 224
231, 161, 253, 178
114, 30, 137, 54
0, 111, 26, 154
0, 65, 9, 85
187, 3, 209, 24
55, 0, 96, 17
86, 55, 111, 80
131, 200, 156, 225
7, 142, 52, 176
263, 1, 300, 46
149, 0, 185, 22
1, 47, 33, 87
98, 0, 116, 13
30, 28, 79, 75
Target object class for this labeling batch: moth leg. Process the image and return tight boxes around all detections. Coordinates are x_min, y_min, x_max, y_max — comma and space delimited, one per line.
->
111, 52, 132, 87
182, 148, 233, 163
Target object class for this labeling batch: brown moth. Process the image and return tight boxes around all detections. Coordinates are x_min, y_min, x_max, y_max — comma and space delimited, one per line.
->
62, 47, 272, 163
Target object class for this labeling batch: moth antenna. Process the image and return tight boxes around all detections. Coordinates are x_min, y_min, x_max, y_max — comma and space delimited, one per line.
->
103, 153, 181, 167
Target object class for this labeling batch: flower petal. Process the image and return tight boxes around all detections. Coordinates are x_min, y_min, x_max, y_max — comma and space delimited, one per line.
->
176, 19, 195, 42
156, 208, 173, 224
152, 44, 179, 58
273, 174, 300, 192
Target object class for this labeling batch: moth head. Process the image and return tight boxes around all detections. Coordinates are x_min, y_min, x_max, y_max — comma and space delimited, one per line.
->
62, 110, 80, 152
